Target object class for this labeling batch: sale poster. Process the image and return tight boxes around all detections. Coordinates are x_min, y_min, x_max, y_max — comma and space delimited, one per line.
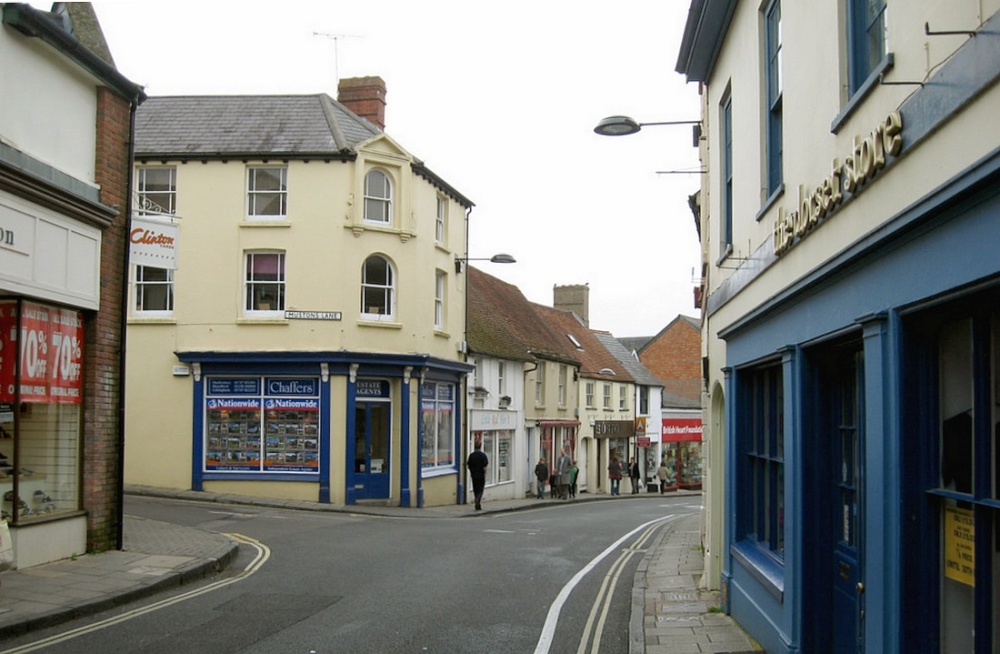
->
0, 301, 83, 405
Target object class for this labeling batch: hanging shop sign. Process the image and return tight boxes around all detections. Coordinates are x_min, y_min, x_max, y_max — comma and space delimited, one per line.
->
129, 217, 179, 270
0, 301, 84, 405
773, 111, 903, 256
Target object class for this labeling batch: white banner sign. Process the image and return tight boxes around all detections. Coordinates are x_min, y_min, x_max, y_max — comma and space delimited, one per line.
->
129, 217, 179, 269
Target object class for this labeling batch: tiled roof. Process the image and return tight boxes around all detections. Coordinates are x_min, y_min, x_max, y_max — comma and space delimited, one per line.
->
533, 305, 632, 381
134, 94, 380, 157
594, 332, 663, 387
468, 267, 577, 364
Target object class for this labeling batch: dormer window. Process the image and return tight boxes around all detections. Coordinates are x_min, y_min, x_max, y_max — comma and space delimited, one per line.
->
364, 169, 392, 225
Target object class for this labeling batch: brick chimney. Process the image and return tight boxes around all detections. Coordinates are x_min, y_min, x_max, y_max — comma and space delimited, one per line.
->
337, 76, 386, 130
554, 284, 590, 327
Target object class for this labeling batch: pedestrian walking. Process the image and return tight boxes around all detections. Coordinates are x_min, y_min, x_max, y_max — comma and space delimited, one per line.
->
608, 454, 622, 496
467, 441, 489, 510
534, 457, 548, 499
568, 460, 579, 498
629, 457, 641, 494
556, 446, 572, 499
656, 458, 669, 494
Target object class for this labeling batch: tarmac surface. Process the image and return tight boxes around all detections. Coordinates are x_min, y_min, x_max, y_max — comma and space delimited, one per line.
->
0, 487, 759, 653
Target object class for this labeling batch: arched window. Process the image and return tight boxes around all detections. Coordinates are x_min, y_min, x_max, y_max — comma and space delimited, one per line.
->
364, 170, 392, 224
361, 255, 394, 319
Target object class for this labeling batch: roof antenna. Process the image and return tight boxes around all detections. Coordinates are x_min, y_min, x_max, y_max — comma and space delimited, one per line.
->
313, 32, 362, 86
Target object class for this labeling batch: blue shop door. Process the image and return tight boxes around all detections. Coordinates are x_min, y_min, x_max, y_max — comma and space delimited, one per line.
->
353, 402, 390, 500
831, 350, 865, 654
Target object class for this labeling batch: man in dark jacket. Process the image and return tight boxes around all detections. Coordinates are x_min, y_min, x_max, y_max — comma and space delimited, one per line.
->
467, 441, 489, 510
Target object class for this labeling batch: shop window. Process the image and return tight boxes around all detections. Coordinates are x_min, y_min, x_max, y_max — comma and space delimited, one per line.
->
475, 429, 513, 486
421, 382, 455, 470
740, 362, 785, 558
0, 300, 83, 522
932, 315, 999, 652
204, 376, 319, 474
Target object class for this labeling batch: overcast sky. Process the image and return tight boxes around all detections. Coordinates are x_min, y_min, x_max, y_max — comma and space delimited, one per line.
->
84, 0, 702, 338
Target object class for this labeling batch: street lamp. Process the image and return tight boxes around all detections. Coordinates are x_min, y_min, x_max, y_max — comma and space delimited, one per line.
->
454, 253, 516, 273
593, 115, 701, 137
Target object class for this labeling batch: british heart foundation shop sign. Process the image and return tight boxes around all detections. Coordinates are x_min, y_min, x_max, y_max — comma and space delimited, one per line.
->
0, 301, 84, 405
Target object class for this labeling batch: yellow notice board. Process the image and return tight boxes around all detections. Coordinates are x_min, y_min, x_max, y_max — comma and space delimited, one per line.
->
944, 506, 974, 586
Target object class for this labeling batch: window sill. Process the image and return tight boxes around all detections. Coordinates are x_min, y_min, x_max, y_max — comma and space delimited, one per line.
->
755, 184, 784, 222
434, 329, 451, 338
128, 315, 176, 324
241, 219, 290, 228
731, 540, 784, 602
421, 466, 457, 479
831, 53, 895, 134
358, 319, 402, 329
237, 315, 289, 325
715, 243, 733, 268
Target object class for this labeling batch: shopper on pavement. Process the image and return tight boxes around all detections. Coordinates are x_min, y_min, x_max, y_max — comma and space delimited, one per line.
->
629, 457, 641, 494
534, 457, 548, 499
556, 446, 572, 499
657, 458, 669, 494
568, 460, 579, 498
467, 441, 489, 510
608, 454, 622, 496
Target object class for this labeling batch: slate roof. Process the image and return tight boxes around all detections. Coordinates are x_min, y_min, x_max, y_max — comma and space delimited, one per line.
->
532, 305, 632, 381
593, 331, 663, 387
618, 336, 652, 355
468, 267, 577, 365
134, 94, 381, 158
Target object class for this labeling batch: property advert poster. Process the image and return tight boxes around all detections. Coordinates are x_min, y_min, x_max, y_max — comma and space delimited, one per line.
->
205, 377, 320, 473
0, 301, 84, 405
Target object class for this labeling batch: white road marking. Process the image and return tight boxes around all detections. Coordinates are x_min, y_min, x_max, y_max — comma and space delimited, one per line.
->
0, 533, 269, 654
533, 514, 677, 654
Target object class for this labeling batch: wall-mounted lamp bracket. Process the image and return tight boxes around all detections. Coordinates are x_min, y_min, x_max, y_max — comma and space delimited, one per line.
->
925, 21, 976, 37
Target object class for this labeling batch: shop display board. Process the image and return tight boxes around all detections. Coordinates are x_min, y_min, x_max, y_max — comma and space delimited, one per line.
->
205, 376, 320, 473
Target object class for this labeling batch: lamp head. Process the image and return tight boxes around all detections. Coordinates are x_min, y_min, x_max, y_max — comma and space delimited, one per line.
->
594, 115, 642, 136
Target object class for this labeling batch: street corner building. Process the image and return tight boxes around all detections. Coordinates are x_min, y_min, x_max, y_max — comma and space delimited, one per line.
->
677, 0, 1000, 652
0, 3, 144, 567
124, 77, 475, 508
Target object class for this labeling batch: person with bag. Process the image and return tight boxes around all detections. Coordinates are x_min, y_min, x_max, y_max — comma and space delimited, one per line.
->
608, 454, 623, 496
534, 457, 549, 499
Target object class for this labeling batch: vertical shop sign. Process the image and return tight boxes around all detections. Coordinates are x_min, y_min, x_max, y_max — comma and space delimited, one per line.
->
944, 505, 974, 586
1, 301, 83, 405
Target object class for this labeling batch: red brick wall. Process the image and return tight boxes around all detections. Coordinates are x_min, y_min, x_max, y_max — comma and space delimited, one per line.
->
83, 88, 132, 552
640, 319, 702, 402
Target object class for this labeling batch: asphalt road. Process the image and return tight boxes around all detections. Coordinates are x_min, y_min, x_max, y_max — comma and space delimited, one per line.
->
5, 494, 698, 654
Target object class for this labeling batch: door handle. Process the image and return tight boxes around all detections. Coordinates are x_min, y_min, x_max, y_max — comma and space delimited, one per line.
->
856, 582, 865, 594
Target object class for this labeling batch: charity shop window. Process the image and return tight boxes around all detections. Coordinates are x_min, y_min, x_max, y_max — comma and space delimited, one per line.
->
246, 166, 287, 219
364, 169, 392, 225
0, 300, 84, 523
244, 251, 285, 314
204, 377, 320, 475
475, 429, 513, 486
421, 382, 455, 470
361, 255, 395, 320
135, 166, 176, 216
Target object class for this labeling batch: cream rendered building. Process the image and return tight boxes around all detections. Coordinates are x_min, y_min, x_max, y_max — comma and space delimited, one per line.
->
678, 0, 1000, 651
125, 79, 474, 507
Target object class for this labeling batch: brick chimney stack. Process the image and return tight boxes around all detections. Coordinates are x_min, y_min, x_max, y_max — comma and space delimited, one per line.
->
337, 76, 386, 130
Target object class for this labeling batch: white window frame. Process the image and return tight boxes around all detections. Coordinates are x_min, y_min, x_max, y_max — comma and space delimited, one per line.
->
535, 364, 545, 406
586, 381, 595, 408
603, 383, 612, 410
434, 270, 445, 330
361, 255, 395, 320
364, 169, 393, 225
558, 365, 567, 406
435, 196, 446, 243
135, 166, 176, 216
246, 166, 287, 219
134, 265, 174, 315
619, 385, 628, 411
498, 362, 506, 396
244, 251, 285, 315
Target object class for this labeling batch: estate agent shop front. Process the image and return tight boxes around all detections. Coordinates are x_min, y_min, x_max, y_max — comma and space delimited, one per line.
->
180, 353, 470, 507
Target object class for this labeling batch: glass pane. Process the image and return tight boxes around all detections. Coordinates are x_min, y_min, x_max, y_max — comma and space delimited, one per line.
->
250, 168, 285, 192
364, 258, 388, 285
940, 319, 974, 493
7, 403, 81, 519
941, 501, 975, 652
366, 170, 388, 198
370, 404, 389, 474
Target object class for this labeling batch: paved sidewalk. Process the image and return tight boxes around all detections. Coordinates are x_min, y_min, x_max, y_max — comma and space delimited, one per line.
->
0, 488, 758, 652
630, 512, 759, 653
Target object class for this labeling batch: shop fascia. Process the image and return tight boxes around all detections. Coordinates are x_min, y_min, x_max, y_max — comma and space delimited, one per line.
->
773, 111, 903, 256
